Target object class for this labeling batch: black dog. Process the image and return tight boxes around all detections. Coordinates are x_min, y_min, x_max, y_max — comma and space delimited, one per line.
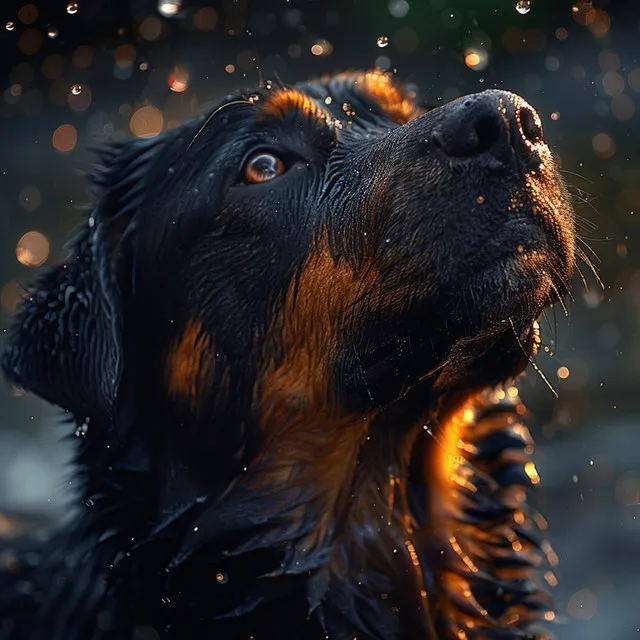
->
0, 71, 574, 639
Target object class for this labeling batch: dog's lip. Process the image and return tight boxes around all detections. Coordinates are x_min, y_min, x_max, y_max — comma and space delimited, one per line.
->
445, 244, 551, 295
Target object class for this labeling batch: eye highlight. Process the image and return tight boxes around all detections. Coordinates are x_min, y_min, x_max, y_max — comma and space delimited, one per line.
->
243, 152, 285, 184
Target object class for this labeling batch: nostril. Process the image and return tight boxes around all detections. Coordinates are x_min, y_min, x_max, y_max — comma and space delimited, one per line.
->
517, 106, 543, 144
474, 115, 502, 155
433, 111, 504, 158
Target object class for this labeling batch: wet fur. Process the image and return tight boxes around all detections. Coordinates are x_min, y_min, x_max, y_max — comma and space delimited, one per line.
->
0, 71, 573, 639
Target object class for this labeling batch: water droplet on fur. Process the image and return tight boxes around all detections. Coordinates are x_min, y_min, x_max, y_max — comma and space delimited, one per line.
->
47, 25, 59, 38
74, 422, 88, 437
66, 3, 79, 14
476, 194, 486, 204
70, 84, 82, 95
515, 0, 531, 14
376, 35, 389, 48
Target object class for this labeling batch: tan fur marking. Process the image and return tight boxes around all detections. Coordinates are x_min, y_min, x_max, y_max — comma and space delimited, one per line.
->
252, 238, 382, 550
357, 70, 423, 124
260, 88, 331, 122
165, 319, 213, 412
257, 234, 387, 425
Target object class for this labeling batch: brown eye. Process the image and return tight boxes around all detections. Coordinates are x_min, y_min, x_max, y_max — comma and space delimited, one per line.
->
244, 152, 285, 184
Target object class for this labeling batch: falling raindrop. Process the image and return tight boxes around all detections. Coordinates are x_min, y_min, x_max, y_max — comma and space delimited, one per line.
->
5, 21, 15, 31
376, 35, 389, 48
66, 2, 79, 14
515, 0, 531, 14
47, 25, 59, 38
70, 84, 82, 95
158, 0, 181, 17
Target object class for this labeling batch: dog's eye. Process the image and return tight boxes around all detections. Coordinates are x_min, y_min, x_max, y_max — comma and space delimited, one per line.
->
244, 152, 285, 184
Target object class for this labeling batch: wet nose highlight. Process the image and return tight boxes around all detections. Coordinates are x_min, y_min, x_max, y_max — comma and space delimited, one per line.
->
432, 92, 543, 160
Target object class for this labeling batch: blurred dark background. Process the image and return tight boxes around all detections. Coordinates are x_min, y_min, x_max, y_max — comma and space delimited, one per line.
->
0, 0, 638, 637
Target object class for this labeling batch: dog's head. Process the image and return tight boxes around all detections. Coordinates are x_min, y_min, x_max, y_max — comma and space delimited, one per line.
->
1, 71, 574, 637
2, 71, 574, 444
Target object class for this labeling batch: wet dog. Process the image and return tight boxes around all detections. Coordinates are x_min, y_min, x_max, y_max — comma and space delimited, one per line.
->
0, 71, 574, 639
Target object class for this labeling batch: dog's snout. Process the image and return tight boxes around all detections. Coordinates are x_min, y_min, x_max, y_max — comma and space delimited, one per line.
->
431, 90, 543, 163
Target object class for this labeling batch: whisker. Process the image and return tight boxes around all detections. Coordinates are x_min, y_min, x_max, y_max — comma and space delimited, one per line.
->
576, 236, 602, 262
508, 318, 558, 399
272, 71, 287, 90
576, 246, 605, 289
548, 278, 570, 316
574, 262, 589, 293
185, 100, 249, 153
560, 169, 594, 184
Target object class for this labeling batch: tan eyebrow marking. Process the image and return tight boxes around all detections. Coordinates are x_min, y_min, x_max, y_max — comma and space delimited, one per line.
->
356, 70, 423, 124
259, 88, 332, 123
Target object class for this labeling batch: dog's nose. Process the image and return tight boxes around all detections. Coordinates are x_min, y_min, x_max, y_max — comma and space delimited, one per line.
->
432, 90, 543, 161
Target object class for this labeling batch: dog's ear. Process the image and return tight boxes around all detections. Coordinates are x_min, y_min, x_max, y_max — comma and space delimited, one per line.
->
1, 137, 162, 425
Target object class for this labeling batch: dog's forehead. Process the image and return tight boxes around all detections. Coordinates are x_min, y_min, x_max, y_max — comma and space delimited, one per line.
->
250, 71, 424, 128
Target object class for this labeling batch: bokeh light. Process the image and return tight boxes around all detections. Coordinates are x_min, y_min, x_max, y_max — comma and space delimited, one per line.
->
129, 105, 163, 137
193, 7, 218, 31
15, 232, 50, 267
51, 124, 77, 152
568, 589, 598, 621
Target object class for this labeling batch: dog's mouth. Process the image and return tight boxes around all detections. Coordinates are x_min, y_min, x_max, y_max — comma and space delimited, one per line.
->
341, 210, 568, 410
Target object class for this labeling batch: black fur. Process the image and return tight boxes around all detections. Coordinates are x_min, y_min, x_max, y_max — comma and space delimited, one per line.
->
0, 72, 574, 639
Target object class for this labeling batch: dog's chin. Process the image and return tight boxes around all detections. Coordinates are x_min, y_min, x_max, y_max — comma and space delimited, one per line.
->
408, 254, 557, 400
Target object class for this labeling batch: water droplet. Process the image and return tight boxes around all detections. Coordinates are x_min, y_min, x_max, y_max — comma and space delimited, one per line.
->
476, 194, 486, 204
158, 0, 182, 17
47, 25, 59, 38
215, 572, 228, 584
5, 21, 15, 31
66, 2, 79, 14
515, 0, 531, 14
376, 35, 389, 48
70, 84, 82, 95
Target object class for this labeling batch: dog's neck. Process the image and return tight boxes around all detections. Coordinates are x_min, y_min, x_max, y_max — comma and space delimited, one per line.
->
61, 384, 551, 639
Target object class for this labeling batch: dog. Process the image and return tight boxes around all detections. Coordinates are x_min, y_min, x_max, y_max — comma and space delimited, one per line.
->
0, 70, 574, 639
